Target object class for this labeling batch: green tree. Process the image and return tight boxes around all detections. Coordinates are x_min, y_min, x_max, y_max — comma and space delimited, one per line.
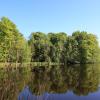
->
29, 32, 50, 62
72, 31, 100, 63
48, 32, 67, 63
0, 17, 29, 63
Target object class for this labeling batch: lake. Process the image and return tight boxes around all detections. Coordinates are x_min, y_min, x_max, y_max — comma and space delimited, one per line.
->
0, 64, 100, 100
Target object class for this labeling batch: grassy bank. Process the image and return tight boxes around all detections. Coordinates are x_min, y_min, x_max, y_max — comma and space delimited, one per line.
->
0, 62, 64, 69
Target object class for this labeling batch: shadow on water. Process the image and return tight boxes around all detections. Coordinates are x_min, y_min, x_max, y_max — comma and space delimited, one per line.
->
0, 64, 100, 100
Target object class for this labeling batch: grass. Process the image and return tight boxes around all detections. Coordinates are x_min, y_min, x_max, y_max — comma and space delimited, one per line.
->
0, 62, 64, 69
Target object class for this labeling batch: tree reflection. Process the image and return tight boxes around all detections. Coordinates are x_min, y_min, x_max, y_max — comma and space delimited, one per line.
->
28, 64, 100, 96
0, 64, 100, 99
0, 68, 31, 100
73, 64, 100, 95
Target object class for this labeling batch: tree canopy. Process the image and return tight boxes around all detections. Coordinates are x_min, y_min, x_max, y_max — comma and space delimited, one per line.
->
0, 17, 30, 63
0, 17, 100, 64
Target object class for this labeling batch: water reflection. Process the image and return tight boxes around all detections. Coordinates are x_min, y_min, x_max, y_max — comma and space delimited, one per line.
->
0, 64, 100, 100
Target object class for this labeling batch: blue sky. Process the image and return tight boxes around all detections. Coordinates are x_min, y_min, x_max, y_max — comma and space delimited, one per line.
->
0, 0, 100, 42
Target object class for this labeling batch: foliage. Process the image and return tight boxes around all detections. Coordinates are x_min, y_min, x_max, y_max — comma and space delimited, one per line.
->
0, 17, 100, 64
0, 17, 30, 63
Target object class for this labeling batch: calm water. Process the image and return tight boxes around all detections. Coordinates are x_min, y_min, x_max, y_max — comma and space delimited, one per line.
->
0, 64, 100, 100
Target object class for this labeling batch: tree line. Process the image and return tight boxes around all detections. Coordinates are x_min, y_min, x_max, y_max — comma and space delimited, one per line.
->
0, 17, 100, 64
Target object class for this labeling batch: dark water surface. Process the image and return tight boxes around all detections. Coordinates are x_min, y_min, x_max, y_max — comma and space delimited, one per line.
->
0, 64, 100, 100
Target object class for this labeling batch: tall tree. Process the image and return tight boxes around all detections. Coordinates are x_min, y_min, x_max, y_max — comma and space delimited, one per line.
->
28, 32, 50, 62
0, 17, 29, 63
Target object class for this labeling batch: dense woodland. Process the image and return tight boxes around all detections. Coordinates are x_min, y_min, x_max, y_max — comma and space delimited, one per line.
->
0, 17, 100, 64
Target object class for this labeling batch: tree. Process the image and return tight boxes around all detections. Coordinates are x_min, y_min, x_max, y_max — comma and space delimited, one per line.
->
48, 32, 67, 63
0, 17, 29, 63
0, 17, 100, 64
28, 32, 50, 62
72, 31, 100, 63
64, 36, 79, 64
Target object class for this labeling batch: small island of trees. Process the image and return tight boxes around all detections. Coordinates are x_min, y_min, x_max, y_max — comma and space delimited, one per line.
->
0, 17, 100, 66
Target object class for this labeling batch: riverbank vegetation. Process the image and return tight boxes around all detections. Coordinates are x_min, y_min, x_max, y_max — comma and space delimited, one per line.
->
0, 17, 100, 65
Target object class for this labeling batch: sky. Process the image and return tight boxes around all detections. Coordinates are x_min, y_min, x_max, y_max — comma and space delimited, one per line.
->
0, 0, 100, 42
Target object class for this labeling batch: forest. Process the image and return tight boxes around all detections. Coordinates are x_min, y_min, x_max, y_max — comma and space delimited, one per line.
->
0, 17, 100, 64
